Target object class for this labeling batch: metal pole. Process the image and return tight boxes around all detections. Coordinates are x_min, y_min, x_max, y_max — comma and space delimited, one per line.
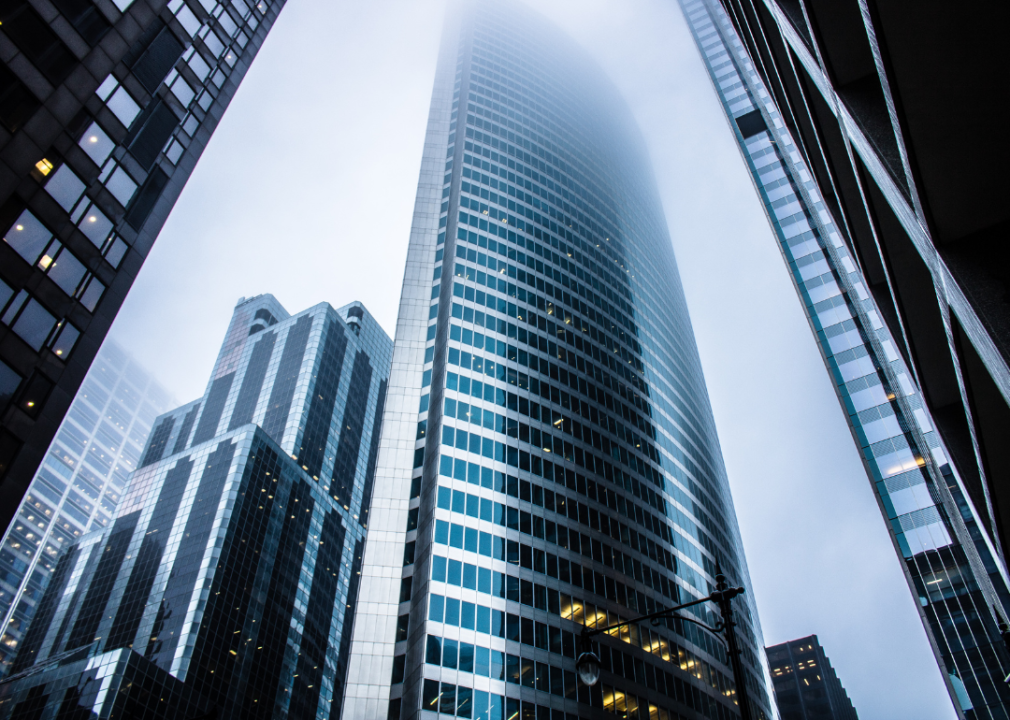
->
715, 565, 753, 720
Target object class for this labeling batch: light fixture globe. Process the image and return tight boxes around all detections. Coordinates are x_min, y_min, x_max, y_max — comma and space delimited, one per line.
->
576, 650, 601, 686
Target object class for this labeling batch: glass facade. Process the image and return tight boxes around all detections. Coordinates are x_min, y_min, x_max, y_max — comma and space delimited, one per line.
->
0, 339, 174, 676
676, 1, 1010, 717
0, 0, 286, 540
0, 295, 392, 719
342, 2, 775, 719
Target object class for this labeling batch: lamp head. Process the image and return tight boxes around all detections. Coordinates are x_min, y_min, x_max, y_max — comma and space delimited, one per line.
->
576, 651, 601, 686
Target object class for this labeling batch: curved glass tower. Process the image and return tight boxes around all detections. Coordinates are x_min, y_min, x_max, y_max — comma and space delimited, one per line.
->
343, 2, 776, 719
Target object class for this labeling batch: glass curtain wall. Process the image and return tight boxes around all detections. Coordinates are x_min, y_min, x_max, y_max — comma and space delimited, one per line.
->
343, 2, 777, 719
0, 340, 173, 676
677, 1, 1010, 717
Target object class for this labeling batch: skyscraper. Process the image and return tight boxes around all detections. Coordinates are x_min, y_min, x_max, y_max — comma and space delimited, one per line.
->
676, 0, 1010, 716
690, 0, 1010, 607
342, 2, 775, 718
0, 295, 392, 719
0, 0, 287, 537
0, 338, 174, 676
766, 636, 858, 720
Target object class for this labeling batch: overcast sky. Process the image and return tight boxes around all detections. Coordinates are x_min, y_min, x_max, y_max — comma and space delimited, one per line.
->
107, 1, 954, 717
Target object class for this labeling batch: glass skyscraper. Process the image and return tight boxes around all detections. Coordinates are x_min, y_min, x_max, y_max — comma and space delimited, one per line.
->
0, 0, 286, 539
676, 0, 1010, 717
0, 339, 173, 676
342, 2, 775, 719
690, 0, 1010, 584
0, 295, 392, 719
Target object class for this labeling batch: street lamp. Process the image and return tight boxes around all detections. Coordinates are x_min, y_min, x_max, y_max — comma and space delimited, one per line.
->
576, 648, 601, 686
575, 564, 753, 720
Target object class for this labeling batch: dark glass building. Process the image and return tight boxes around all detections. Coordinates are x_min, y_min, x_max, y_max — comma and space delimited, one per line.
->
0, 294, 392, 719
0, 338, 174, 676
0, 0, 286, 538
694, 0, 1010, 609
766, 636, 857, 720
676, 0, 1010, 716
341, 2, 776, 719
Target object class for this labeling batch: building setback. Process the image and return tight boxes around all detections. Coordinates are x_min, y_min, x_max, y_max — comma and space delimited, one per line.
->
341, 2, 776, 719
0, 0, 287, 538
766, 636, 857, 720
0, 294, 392, 719
0, 338, 174, 676
676, 0, 1010, 716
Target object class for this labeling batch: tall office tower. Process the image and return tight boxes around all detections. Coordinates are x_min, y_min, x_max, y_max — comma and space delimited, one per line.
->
342, 3, 775, 719
689, 0, 1010, 622
0, 0, 287, 538
766, 636, 858, 720
0, 337, 173, 676
676, 0, 1010, 717
0, 295, 392, 719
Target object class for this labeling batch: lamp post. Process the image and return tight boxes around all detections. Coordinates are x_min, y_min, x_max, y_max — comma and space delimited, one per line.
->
575, 564, 753, 720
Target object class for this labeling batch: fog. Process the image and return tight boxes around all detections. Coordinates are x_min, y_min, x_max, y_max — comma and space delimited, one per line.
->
107, 1, 954, 717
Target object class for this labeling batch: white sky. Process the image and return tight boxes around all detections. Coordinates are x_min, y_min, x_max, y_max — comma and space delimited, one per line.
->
107, 1, 955, 717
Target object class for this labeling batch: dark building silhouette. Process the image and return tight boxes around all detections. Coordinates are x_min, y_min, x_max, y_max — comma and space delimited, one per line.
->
0, 295, 392, 719
0, 0, 286, 539
766, 636, 858, 720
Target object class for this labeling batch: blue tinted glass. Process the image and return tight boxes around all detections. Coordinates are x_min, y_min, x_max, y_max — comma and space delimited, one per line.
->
426, 635, 441, 665
447, 559, 462, 586
428, 594, 444, 622
473, 689, 489, 717
432, 555, 447, 582
443, 639, 458, 669
459, 643, 475, 674
437, 486, 451, 510
462, 563, 477, 589
444, 598, 460, 626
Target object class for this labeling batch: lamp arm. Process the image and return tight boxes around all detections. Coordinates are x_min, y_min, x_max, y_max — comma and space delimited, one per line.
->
583, 594, 715, 639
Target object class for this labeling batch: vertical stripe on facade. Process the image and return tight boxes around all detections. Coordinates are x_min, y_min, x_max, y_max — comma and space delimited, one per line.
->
243, 478, 315, 718
173, 403, 200, 454
229, 331, 277, 431
329, 352, 373, 506
192, 374, 235, 445
331, 537, 365, 720
106, 457, 194, 650
7, 545, 78, 674
359, 379, 388, 529
65, 512, 139, 651
290, 512, 347, 720
141, 416, 175, 467
298, 319, 348, 479
147, 441, 236, 670
187, 441, 281, 707
262, 315, 313, 444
